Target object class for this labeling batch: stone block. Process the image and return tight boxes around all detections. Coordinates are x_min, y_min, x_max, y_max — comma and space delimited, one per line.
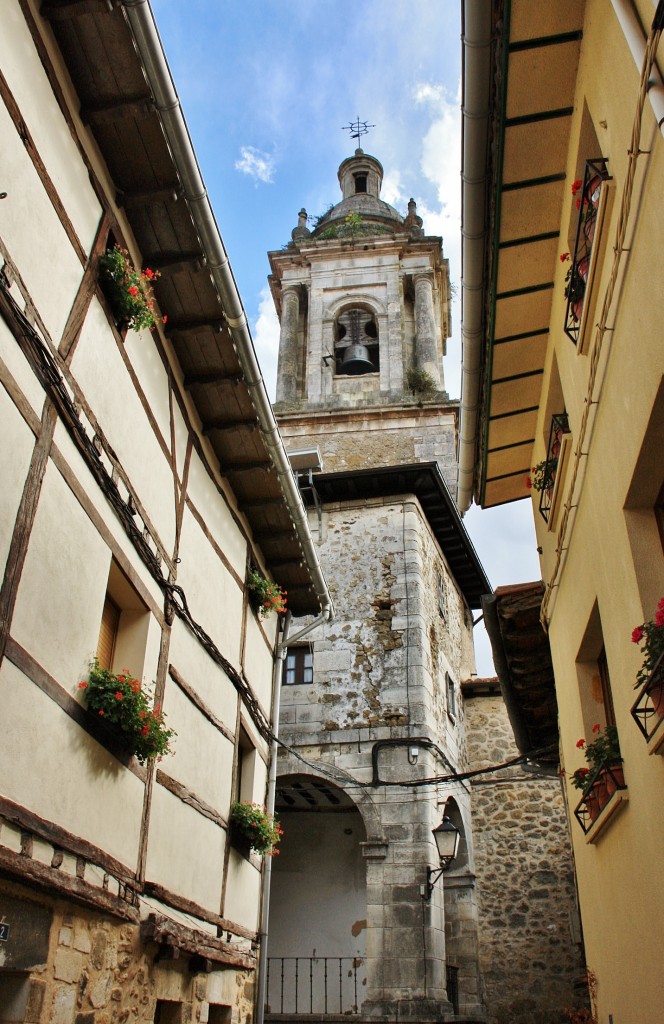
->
54, 948, 84, 984
51, 986, 76, 1024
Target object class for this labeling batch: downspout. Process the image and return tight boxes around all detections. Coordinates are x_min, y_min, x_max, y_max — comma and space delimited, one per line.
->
255, 608, 331, 1024
120, 0, 332, 617
457, 0, 493, 513
610, 0, 664, 134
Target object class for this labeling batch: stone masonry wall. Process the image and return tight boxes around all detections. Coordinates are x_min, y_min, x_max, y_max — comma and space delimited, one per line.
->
463, 687, 586, 1024
0, 878, 254, 1024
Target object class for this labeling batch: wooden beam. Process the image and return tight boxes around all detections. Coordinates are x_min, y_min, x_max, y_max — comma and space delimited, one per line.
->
81, 96, 154, 126
0, 794, 136, 884
226, 461, 272, 473
0, 846, 139, 923
116, 185, 182, 207
144, 253, 207, 277
41, 0, 116, 20
165, 318, 225, 335
202, 418, 256, 435
142, 913, 256, 970
143, 882, 256, 942
168, 664, 235, 742
155, 769, 227, 829
183, 370, 243, 389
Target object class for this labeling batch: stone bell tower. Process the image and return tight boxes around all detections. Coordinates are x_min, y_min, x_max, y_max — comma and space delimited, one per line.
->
269, 147, 457, 495
265, 150, 486, 1024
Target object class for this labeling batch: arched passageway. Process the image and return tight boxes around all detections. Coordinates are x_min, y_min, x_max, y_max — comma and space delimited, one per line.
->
267, 775, 368, 1014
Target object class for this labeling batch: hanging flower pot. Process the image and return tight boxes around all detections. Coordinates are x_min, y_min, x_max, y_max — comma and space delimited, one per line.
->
228, 802, 283, 856
99, 245, 166, 332
247, 567, 287, 618
78, 660, 175, 764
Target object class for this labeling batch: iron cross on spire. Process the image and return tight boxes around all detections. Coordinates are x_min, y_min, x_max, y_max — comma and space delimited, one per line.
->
341, 117, 375, 146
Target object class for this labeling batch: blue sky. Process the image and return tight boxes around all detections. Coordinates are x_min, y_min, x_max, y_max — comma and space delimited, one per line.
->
150, 0, 540, 673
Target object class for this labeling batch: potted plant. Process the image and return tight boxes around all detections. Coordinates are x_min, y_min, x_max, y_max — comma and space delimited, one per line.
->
572, 724, 623, 816
631, 598, 664, 716
78, 660, 175, 764
526, 458, 557, 494
99, 244, 167, 332
247, 567, 287, 618
228, 801, 283, 856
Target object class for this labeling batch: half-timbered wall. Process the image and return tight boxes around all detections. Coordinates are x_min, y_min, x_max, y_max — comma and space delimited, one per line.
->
0, 4, 284, 1020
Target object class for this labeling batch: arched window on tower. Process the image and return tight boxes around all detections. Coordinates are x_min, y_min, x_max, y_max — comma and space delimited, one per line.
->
334, 308, 379, 376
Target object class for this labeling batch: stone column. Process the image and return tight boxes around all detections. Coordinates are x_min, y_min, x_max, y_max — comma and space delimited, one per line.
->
414, 274, 442, 389
275, 286, 300, 403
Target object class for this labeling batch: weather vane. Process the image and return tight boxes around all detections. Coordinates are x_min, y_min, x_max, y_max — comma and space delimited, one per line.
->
342, 116, 375, 146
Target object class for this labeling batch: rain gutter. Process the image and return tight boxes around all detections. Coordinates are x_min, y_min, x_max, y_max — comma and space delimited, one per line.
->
120, 0, 333, 618
610, 0, 664, 134
254, 609, 331, 1024
457, 0, 493, 512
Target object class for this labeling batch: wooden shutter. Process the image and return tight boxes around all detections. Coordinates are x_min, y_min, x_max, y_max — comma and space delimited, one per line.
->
96, 594, 120, 670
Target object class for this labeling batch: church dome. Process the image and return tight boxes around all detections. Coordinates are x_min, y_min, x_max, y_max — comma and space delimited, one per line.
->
311, 149, 404, 237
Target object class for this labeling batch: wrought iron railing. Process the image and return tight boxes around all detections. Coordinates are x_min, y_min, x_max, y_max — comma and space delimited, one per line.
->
538, 412, 570, 523
573, 760, 627, 834
564, 158, 611, 345
265, 956, 365, 1015
631, 651, 664, 747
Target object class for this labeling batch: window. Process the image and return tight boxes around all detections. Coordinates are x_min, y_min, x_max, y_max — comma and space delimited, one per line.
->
446, 673, 457, 723
283, 646, 313, 686
236, 727, 257, 803
437, 571, 447, 620
96, 559, 150, 678
334, 307, 379, 376
154, 1002, 183, 1024
353, 173, 368, 193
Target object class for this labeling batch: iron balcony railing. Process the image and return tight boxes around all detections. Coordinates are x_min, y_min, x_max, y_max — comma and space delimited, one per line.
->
564, 158, 610, 346
631, 651, 664, 748
266, 956, 365, 1016
538, 412, 570, 523
573, 760, 627, 834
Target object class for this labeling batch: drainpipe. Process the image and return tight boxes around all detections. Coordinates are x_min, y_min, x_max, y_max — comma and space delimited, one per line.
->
255, 608, 331, 1024
610, 0, 664, 134
457, 0, 493, 513
120, 0, 333, 618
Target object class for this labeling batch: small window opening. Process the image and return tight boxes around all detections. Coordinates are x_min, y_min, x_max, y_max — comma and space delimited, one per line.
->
96, 560, 150, 679
354, 173, 368, 193
283, 646, 313, 685
446, 673, 457, 723
236, 727, 257, 803
437, 572, 447, 620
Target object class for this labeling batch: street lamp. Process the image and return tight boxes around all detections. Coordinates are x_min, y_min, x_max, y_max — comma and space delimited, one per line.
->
422, 816, 460, 900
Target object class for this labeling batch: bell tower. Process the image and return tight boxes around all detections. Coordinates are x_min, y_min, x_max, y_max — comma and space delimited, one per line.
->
266, 150, 486, 1024
269, 147, 457, 493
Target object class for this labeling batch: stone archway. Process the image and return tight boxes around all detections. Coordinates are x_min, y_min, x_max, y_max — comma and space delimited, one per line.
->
267, 774, 370, 1015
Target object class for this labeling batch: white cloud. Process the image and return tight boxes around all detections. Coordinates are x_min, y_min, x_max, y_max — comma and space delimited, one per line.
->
235, 146, 276, 184
252, 286, 280, 400
380, 169, 406, 209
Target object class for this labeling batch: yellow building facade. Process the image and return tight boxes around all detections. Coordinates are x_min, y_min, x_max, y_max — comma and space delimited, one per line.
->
460, 1, 664, 1021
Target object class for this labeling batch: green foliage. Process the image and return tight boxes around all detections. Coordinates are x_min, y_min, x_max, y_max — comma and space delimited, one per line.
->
79, 660, 175, 764
526, 459, 557, 493
316, 213, 391, 241
99, 245, 166, 332
247, 568, 287, 618
631, 598, 664, 689
406, 367, 437, 394
229, 801, 283, 855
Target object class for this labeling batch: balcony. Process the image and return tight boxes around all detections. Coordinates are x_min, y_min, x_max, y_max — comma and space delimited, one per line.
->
538, 413, 571, 524
631, 651, 664, 755
573, 761, 628, 842
564, 158, 612, 350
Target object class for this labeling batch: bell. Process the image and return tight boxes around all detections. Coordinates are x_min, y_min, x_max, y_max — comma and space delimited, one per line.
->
340, 343, 375, 375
